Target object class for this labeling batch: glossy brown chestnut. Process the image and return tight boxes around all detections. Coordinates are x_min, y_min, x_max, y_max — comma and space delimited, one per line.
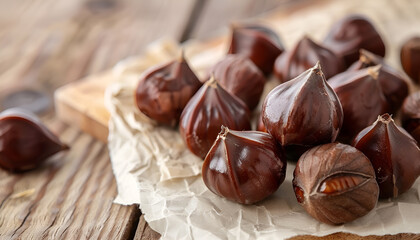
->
202, 126, 287, 204
274, 36, 344, 83
135, 52, 202, 127
209, 54, 265, 110
179, 77, 251, 159
328, 65, 390, 142
353, 114, 420, 198
228, 24, 284, 75
400, 36, 420, 83
401, 91, 420, 134
348, 49, 409, 113
0, 108, 69, 172
262, 62, 343, 148
323, 15, 386, 67
293, 143, 379, 225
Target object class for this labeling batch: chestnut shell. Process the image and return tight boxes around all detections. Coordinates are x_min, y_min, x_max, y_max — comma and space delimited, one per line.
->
323, 15, 386, 67
274, 36, 344, 83
202, 127, 286, 204
328, 65, 390, 142
228, 24, 284, 75
400, 36, 420, 83
209, 54, 265, 110
0, 108, 68, 172
293, 143, 379, 225
179, 78, 251, 159
135, 54, 202, 127
401, 92, 420, 144
262, 62, 343, 147
348, 49, 409, 113
353, 114, 420, 198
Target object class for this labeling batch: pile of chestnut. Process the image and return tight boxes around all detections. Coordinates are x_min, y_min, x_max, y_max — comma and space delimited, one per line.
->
135, 14, 420, 225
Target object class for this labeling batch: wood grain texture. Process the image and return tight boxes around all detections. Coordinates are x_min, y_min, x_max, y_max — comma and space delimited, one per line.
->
0, 119, 140, 239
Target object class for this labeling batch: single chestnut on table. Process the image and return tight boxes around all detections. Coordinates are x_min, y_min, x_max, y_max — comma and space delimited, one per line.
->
179, 76, 251, 159
348, 49, 409, 113
328, 65, 390, 142
353, 114, 420, 199
401, 91, 420, 144
135, 51, 202, 127
202, 126, 286, 204
293, 143, 379, 225
323, 15, 386, 67
209, 54, 265, 110
262, 62, 343, 159
228, 24, 284, 75
0, 108, 69, 172
400, 36, 420, 84
274, 36, 344, 83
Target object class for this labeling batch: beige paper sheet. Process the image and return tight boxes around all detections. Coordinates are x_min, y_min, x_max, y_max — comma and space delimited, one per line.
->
105, 39, 420, 239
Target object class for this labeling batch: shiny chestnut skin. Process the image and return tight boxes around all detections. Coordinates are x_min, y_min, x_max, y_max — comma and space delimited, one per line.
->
274, 36, 344, 83
400, 37, 420, 84
323, 15, 386, 67
401, 92, 420, 144
202, 126, 286, 204
209, 54, 265, 110
328, 65, 390, 142
348, 49, 409, 113
262, 63, 343, 149
135, 53, 202, 127
179, 77, 251, 159
353, 114, 420, 198
293, 143, 379, 225
0, 108, 69, 172
228, 24, 284, 75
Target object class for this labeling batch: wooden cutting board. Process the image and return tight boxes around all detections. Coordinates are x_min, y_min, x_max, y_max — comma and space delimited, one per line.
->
55, 0, 420, 144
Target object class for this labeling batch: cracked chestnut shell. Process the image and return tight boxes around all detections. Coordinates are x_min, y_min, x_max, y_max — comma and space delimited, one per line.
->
0, 108, 69, 172
293, 143, 379, 225
401, 92, 420, 144
353, 114, 420, 198
228, 24, 284, 75
209, 54, 265, 110
274, 36, 344, 83
328, 65, 390, 142
323, 15, 386, 67
262, 62, 343, 149
400, 36, 420, 84
135, 53, 202, 127
348, 49, 409, 113
179, 77, 251, 159
202, 126, 286, 204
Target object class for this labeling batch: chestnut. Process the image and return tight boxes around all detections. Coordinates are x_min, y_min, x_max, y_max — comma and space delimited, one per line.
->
348, 49, 409, 113
293, 143, 379, 225
400, 36, 420, 84
353, 114, 420, 198
209, 54, 265, 110
328, 65, 390, 142
202, 126, 286, 204
135, 52, 202, 127
179, 77, 251, 159
274, 36, 344, 83
228, 24, 284, 75
262, 62, 343, 150
323, 15, 386, 67
0, 108, 69, 172
256, 112, 267, 133
401, 91, 420, 134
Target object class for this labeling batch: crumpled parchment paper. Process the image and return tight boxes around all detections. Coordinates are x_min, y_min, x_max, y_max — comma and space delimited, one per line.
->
105, 39, 420, 240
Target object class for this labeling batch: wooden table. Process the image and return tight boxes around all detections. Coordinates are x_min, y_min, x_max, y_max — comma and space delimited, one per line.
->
0, 0, 292, 239
1, 1, 420, 239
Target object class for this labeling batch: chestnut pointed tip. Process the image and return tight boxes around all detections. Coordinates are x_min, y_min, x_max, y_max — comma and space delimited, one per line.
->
178, 48, 185, 62
367, 65, 381, 79
206, 75, 218, 88
378, 113, 393, 123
